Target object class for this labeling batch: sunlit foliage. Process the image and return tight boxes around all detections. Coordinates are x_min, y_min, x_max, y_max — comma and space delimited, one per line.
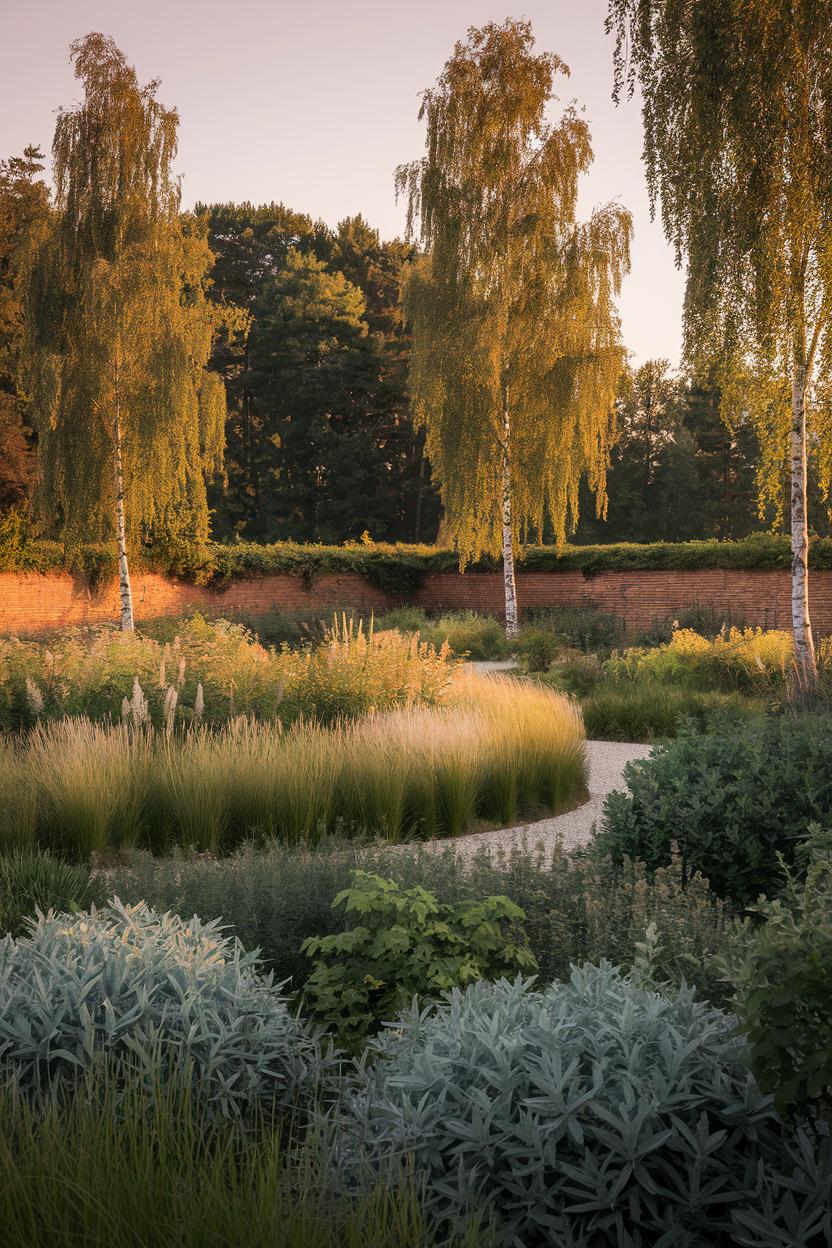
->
397, 20, 632, 588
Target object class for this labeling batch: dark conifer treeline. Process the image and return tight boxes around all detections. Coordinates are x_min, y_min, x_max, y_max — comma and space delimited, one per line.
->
1, 150, 826, 546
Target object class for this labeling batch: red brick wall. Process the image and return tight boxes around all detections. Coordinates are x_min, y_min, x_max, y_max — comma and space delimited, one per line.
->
1, 567, 831, 636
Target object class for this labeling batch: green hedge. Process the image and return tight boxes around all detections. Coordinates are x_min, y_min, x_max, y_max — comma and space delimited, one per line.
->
1, 525, 829, 592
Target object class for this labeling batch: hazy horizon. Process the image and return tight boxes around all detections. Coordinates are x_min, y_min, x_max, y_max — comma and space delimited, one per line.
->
1, 0, 686, 366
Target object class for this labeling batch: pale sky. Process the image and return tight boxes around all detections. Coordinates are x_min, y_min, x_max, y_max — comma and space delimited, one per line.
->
1, 0, 685, 365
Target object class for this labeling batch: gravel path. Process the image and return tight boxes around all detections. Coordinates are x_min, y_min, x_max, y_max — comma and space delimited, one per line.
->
421, 739, 652, 859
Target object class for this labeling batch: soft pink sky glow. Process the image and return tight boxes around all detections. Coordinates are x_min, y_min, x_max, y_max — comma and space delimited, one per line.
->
1, 0, 685, 365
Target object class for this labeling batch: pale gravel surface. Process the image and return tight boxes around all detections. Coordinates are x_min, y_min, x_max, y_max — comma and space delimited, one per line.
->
420, 739, 653, 860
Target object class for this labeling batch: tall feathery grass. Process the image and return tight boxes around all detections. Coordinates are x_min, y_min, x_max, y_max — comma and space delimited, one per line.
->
0, 615, 459, 731
0, 676, 586, 859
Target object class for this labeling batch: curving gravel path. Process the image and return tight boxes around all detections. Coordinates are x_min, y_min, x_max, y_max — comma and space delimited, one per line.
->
421, 739, 652, 860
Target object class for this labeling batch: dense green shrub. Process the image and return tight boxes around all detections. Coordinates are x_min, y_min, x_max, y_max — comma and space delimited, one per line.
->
537, 650, 604, 697
0, 900, 331, 1118
338, 965, 829, 1247
526, 603, 625, 654
8, 531, 832, 593
598, 717, 832, 903
734, 856, 832, 1117
422, 611, 508, 660
0, 850, 103, 938
514, 625, 561, 672
106, 841, 737, 1006
301, 871, 536, 1048
581, 681, 759, 741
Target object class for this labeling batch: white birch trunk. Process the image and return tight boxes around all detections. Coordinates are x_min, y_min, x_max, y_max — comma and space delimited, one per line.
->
501, 400, 519, 640
113, 378, 134, 633
790, 359, 815, 680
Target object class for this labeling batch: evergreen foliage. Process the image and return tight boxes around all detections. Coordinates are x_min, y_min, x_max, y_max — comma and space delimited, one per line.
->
0, 147, 50, 513
599, 717, 832, 904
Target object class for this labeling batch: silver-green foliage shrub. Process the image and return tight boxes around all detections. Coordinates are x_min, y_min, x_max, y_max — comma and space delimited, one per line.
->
337, 965, 830, 1247
0, 899, 331, 1119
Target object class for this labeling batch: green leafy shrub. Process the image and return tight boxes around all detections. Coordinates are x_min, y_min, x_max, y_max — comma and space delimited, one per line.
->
734, 857, 832, 1117
10, 531, 832, 589
338, 964, 827, 1246
537, 650, 604, 697
598, 716, 832, 903
107, 840, 737, 1008
514, 625, 560, 672
301, 871, 536, 1048
527, 603, 625, 654
0, 850, 103, 938
374, 605, 430, 633
423, 611, 508, 660
0, 899, 331, 1118
581, 680, 758, 741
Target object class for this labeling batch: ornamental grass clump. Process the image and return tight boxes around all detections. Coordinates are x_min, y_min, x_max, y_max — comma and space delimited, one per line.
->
337, 965, 831, 1247
0, 615, 460, 731
0, 899, 331, 1119
0, 676, 586, 856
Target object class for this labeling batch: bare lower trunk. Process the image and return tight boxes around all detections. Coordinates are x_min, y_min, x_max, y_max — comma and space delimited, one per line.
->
790, 361, 815, 680
501, 401, 519, 640
114, 401, 134, 633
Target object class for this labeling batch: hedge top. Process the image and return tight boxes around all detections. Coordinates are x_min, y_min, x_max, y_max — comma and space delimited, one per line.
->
0, 521, 828, 592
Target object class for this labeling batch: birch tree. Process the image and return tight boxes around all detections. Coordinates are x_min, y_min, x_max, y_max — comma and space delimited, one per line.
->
607, 0, 832, 679
397, 19, 631, 636
26, 33, 230, 630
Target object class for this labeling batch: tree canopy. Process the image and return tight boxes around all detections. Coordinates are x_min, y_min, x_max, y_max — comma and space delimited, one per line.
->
607, 0, 832, 672
398, 19, 631, 627
25, 34, 236, 626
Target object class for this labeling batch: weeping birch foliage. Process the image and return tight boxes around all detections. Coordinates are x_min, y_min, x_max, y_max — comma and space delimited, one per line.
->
397, 20, 631, 631
607, 1, 832, 676
26, 34, 232, 627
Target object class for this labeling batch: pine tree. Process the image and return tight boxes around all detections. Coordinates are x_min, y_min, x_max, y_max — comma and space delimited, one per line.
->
26, 34, 229, 629
398, 20, 631, 635
246, 248, 382, 540
0, 146, 50, 513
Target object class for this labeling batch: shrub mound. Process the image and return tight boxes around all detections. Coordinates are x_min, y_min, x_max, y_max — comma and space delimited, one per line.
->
735, 856, 832, 1116
598, 717, 832, 903
301, 870, 537, 1048
338, 965, 827, 1247
0, 899, 329, 1118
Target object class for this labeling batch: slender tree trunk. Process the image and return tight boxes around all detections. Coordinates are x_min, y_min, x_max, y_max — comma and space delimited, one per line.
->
113, 383, 134, 633
790, 357, 815, 680
501, 396, 519, 640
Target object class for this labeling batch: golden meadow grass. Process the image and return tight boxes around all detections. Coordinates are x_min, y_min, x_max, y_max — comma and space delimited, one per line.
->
0, 674, 586, 859
0, 614, 458, 731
